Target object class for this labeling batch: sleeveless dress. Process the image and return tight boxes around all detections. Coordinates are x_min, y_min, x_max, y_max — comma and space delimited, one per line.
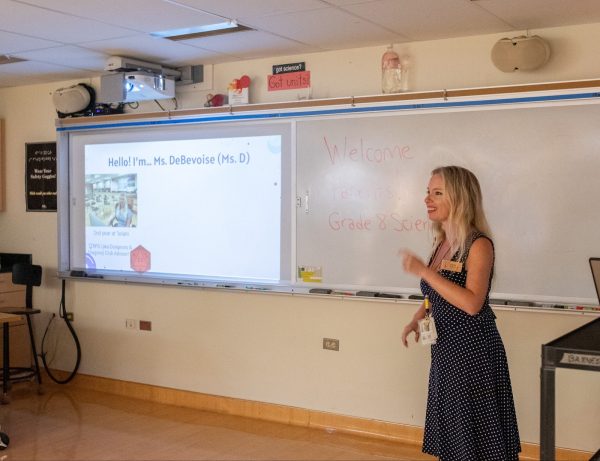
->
420, 232, 521, 461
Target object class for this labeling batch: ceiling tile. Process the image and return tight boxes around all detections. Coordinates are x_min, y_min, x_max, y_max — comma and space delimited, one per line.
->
16, 0, 228, 33
183, 30, 320, 59
324, 0, 377, 6
0, 59, 96, 83
341, 0, 512, 41
171, 0, 327, 20
1, 0, 138, 42
476, 0, 600, 30
81, 34, 224, 67
322, 0, 379, 5
246, 7, 404, 49
0, 30, 62, 54
15, 45, 108, 72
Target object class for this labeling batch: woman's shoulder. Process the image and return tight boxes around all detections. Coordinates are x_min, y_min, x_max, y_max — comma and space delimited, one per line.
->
465, 232, 494, 276
463, 230, 493, 260
469, 230, 493, 246
470, 235, 493, 254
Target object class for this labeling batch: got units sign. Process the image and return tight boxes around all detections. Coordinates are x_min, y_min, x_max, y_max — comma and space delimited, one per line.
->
268, 71, 311, 91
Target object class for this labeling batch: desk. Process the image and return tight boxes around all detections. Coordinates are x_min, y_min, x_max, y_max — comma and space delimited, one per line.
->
0, 313, 23, 403
540, 317, 600, 460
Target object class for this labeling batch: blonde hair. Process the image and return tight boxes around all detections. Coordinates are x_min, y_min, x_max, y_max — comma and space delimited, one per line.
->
430, 166, 492, 260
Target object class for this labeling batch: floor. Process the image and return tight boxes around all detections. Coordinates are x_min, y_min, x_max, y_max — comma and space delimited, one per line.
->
0, 382, 435, 461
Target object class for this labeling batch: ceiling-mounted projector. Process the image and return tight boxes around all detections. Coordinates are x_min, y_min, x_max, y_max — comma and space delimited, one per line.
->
99, 71, 175, 103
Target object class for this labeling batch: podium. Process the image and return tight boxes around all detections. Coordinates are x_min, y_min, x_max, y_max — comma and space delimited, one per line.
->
540, 317, 600, 460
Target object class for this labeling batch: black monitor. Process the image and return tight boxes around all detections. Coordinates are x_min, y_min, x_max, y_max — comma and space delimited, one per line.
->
589, 258, 600, 304
0, 253, 32, 273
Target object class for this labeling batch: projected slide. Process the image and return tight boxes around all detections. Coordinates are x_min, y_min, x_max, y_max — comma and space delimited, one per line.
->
84, 135, 282, 281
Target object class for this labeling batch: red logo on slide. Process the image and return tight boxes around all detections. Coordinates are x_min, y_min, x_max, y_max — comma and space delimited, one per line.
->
130, 245, 151, 272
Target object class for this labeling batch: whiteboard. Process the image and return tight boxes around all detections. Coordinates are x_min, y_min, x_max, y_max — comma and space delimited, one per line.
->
296, 102, 600, 303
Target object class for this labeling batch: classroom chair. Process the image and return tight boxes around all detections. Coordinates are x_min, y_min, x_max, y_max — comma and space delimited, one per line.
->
0, 263, 43, 400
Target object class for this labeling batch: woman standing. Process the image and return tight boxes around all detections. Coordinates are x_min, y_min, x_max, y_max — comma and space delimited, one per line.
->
401, 166, 520, 461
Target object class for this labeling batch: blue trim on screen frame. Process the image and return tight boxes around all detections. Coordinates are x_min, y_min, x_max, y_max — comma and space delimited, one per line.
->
56, 91, 600, 132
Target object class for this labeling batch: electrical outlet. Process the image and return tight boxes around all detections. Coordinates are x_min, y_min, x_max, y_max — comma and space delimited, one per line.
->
65, 312, 74, 321
139, 320, 152, 331
323, 338, 339, 351
125, 319, 136, 329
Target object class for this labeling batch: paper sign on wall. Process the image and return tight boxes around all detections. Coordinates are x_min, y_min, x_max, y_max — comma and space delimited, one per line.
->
298, 265, 322, 283
267, 71, 311, 92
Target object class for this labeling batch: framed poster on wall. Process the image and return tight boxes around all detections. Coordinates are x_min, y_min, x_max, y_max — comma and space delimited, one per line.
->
26, 141, 57, 212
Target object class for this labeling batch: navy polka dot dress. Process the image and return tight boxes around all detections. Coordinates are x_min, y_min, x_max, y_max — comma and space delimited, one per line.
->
420, 232, 521, 461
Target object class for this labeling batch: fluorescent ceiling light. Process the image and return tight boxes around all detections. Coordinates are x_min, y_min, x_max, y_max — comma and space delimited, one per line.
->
151, 21, 252, 41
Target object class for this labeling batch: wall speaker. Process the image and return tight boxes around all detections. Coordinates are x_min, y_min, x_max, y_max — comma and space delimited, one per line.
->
491, 35, 550, 72
52, 83, 95, 117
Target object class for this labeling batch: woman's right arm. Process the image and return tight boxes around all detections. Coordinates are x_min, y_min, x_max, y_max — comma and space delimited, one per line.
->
402, 303, 427, 347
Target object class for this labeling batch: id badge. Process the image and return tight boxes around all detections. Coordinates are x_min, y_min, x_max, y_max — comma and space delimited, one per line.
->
440, 259, 463, 272
418, 316, 438, 345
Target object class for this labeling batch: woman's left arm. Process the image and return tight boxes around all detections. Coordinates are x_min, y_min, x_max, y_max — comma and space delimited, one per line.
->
402, 238, 493, 315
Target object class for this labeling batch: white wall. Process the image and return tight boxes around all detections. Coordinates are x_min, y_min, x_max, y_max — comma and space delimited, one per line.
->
1, 23, 599, 452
